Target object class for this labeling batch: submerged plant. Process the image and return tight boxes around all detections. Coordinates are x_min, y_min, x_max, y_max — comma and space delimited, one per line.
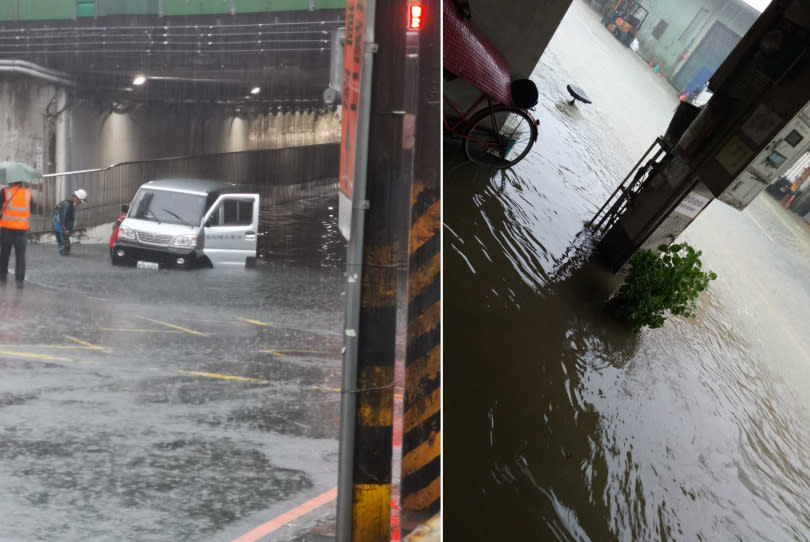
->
610, 242, 717, 331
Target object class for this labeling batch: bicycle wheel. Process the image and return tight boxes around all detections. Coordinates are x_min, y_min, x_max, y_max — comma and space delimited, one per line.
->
462, 104, 537, 169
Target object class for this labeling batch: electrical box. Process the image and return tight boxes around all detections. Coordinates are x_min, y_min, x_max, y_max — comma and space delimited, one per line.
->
323, 27, 344, 104
719, 101, 810, 210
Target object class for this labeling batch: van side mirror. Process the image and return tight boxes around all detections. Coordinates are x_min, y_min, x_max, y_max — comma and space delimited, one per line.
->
121, 204, 129, 213
205, 216, 215, 227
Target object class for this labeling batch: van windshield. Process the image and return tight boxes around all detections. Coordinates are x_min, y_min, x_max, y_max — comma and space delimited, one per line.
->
130, 189, 206, 226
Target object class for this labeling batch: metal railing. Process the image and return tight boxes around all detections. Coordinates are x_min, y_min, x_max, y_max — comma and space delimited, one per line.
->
30, 143, 339, 233
587, 137, 671, 236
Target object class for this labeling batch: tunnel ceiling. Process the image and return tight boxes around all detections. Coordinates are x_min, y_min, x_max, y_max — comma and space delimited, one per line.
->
0, 11, 343, 109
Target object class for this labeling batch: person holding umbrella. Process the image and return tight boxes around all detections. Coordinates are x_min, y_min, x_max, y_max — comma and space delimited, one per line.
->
0, 162, 37, 288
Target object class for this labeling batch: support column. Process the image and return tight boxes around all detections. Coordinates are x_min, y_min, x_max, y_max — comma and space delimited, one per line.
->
401, 0, 441, 517
340, 0, 411, 540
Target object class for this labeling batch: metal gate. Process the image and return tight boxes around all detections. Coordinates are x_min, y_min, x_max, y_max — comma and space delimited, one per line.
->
673, 21, 741, 91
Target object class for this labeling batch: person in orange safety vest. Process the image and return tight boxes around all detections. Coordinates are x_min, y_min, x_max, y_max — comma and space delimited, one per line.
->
0, 180, 33, 288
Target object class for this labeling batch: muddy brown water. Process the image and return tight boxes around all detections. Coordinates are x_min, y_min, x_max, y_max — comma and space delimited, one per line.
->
444, 2, 810, 540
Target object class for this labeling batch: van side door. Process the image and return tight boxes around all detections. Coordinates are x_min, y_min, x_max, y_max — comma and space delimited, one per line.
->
201, 194, 260, 267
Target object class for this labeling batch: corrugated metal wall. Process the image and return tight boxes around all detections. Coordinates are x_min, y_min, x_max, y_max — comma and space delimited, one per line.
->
673, 21, 741, 91
0, 0, 345, 20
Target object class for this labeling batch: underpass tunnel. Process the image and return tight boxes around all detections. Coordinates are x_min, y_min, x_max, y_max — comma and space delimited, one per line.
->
0, 2, 346, 233
0, 5, 355, 540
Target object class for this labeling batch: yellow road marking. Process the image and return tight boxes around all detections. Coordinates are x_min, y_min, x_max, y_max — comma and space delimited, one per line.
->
176, 370, 269, 383
0, 344, 98, 350
0, 350, 73, 362
234, 316, 270, 327
137, 318, 208, 337
259, 349, 287, 358
309, 385, 342, 393
258, 349, 336, 357
63, 335, 104, 350
99, 328, 183, 334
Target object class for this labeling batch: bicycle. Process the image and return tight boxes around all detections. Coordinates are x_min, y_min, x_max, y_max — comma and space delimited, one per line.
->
444, 91, 539, 169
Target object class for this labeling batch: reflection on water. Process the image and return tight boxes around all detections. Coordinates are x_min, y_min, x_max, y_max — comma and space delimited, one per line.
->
444, 1, 810, 540
445, 163, 810, 541
258, 180, 345, 269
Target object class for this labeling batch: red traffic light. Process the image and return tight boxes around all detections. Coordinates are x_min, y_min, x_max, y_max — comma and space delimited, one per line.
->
409, 4, 423, 29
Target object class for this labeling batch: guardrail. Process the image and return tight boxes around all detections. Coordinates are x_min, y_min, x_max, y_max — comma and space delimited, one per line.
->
30, 143, 339, 233
586, 137, 670, 236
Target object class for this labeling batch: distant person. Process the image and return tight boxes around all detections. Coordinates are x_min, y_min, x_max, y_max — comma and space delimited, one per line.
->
0, 179, 33, 288
53, 189, 88, 255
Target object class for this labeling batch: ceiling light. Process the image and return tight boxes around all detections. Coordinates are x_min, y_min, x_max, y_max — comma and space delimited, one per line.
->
250, 87, 261, 95
133, 74, 147, 86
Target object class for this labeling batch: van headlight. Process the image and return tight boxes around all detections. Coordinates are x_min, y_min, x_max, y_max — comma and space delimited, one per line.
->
171, 234, 197, 247
118, 226, 136, 240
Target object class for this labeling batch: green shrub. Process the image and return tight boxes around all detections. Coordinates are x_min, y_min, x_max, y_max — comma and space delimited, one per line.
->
610, 242, 717, 331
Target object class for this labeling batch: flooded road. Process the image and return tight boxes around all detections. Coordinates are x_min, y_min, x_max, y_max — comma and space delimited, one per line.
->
0, 185, 344, 541
444, 1, 810, 540
258, 181, 345, 269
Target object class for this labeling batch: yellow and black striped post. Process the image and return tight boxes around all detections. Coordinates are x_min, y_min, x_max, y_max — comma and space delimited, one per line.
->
401, 0, 440, 516
344, 0, 413, 539
401, 182, 440, 513
351, 242, 397, 540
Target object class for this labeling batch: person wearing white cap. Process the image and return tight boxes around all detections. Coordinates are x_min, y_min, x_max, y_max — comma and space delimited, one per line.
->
53, 188, 88, 255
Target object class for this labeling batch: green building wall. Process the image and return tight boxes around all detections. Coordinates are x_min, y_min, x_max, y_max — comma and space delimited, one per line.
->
633, 0, 759, 86
0, 0, 346, 21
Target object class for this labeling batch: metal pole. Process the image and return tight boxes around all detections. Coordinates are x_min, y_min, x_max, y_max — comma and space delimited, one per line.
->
336, 0, 378, 540
338, 0, 417, 538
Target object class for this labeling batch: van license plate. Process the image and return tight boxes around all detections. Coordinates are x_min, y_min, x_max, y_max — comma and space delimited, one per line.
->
137, 261, 159, 270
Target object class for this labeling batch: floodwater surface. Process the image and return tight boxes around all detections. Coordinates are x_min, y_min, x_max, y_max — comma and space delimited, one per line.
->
445, 1, 810, 540
0, 184, 345, 541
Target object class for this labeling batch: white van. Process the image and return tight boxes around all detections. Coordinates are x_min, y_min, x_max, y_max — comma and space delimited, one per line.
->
111, 179, 260, 269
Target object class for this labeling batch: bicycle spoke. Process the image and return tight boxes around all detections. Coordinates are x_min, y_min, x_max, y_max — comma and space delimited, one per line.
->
463, 106, 536, 168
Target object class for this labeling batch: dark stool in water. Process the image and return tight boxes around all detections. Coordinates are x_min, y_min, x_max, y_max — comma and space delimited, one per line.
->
566, 84, 592, 106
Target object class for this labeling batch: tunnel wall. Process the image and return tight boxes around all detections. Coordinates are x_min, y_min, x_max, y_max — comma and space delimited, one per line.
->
0, 75, 341, 175
32, 143, 340, 232
68, 102, 341, 170
0, 77, 68, 174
